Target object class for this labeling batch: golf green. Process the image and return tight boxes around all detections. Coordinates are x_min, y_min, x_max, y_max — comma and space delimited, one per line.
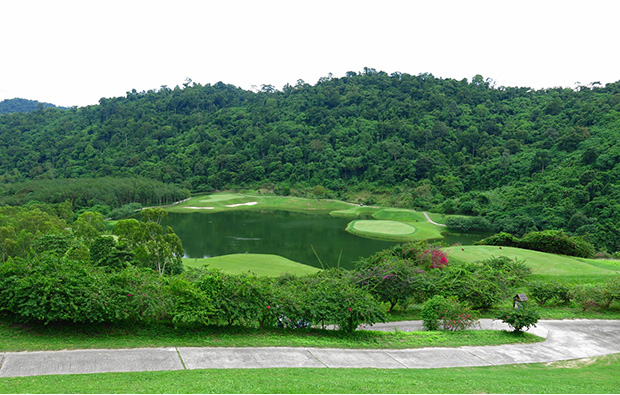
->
346, 219, 417, 240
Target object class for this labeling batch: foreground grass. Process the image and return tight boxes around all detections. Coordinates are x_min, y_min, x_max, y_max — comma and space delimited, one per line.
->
182, 254, 320, 276
2, 354, 619, 394
0, 319, 540, 353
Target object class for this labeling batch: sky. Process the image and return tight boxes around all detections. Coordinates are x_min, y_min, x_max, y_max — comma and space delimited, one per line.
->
1, 0, 618, 108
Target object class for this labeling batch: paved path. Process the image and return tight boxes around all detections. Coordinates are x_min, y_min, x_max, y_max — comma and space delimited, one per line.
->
422, 211, 446, 226
1, 319, 619, 377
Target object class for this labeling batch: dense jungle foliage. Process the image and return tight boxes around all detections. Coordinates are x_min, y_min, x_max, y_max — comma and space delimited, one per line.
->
1, 69, 620, 252
0, 98, 65, 114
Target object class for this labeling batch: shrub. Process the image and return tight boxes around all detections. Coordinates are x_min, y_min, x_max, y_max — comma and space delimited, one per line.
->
528, 280, 573, 306
437, 257, 531, 311
0, 255, 115, 324
421, 295, 448, 331
496, 306, 540, 332
520, 230, 595, 258
475, 232, 520, 248
421, 295, 478, 331
353, 255, 423, 310
354, 242, 448, 309
445, 216, 494, 232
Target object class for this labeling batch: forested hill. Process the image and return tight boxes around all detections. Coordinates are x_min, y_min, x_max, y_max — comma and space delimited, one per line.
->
1, 69, 620, 251
0, 98, 66, 114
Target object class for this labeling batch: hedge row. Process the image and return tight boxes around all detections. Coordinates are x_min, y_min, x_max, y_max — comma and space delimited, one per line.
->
0, 255, 385, 332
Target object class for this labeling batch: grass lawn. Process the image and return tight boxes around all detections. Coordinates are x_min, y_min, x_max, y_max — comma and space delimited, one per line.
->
445, 245, 620, 277
0, 319, 540, 352
2, 354, 619, 393
182, 254, 320, 276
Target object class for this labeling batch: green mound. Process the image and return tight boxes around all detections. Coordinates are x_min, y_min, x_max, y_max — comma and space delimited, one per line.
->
183, 254, 320, 277
346, 219, 417, 241
445, 245, 620, 276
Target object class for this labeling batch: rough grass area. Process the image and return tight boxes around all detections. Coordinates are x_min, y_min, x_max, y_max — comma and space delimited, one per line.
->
3, 354, 618, 394
182, 254, 320, 276
445, 245, 620, 276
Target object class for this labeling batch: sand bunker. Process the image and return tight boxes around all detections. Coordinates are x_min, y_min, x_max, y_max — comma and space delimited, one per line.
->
225, 202, 258, 207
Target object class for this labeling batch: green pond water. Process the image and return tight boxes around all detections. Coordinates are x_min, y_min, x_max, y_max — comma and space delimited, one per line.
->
163, 210, 490, 270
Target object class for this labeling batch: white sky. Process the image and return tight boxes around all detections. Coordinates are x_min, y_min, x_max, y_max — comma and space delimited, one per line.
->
1, 0, 618, 107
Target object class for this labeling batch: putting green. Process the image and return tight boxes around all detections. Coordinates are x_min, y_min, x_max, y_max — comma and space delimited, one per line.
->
346, 219, 417, 241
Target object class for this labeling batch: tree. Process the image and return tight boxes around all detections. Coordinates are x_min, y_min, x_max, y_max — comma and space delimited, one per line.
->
312, 185, 327, 200
114, 208, 184, 276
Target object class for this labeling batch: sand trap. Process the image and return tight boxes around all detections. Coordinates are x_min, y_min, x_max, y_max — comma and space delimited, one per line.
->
185, 206, 215, 209
225, 202, 258, 207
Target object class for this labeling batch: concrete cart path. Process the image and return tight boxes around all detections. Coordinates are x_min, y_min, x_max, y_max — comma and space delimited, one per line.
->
1, 319, 620, 377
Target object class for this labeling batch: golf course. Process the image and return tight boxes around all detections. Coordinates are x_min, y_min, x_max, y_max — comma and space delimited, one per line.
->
167, 192, 620, 279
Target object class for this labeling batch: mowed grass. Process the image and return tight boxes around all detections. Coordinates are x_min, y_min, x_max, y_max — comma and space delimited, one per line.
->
445, 245, 620, 276
182, 254, 320, 276
345, 209, 446, 241
346, 220, 418, 241
168, 193, 352, 214
329, 205, 381, 218
0, 319, 540, 352
2, 354, 619, 394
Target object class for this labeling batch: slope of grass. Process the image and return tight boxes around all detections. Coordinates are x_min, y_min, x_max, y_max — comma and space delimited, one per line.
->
2, 354, 619, 394
182, 254, 320, 276
445, 245, 619, 276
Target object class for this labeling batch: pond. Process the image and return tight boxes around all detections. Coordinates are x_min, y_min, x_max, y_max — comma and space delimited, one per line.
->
163, 210, 491, 270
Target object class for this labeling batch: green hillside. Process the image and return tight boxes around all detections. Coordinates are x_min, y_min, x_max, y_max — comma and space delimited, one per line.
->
445, 245, 620, 276
1, 70, 620, 252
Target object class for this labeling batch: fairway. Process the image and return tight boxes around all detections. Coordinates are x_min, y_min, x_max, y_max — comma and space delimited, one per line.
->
445, 245, 620, 276
372, 208, 428, 222
169, 193, 352, 213
183, 254, 320, 277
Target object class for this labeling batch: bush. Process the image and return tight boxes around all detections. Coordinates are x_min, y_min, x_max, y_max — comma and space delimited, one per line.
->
445, 216, 494, 232
437, 257, 531, 311
572, 276, 620, 311
528, 280, 573, 306
421, 295, 478, 331
496, 306, 540, 332
475, 232, 520, 248
476, 230, 595, 258
520, 230, 595, 258
0, 255, 116, 324
354, 242, 449, 309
